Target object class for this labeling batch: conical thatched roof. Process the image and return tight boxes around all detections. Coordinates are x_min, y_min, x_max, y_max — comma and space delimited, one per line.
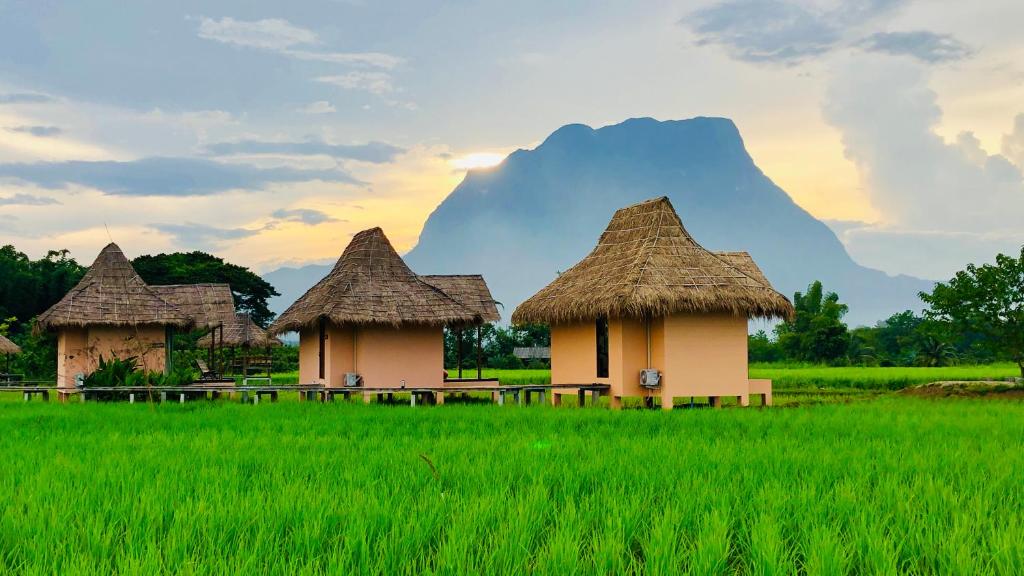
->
713, 252, 771, 287
512, 197, 794, 324
269, 227, 479, 333
0, 334, 20, 355
35, 243, 193, 331
197, 313, 280, 349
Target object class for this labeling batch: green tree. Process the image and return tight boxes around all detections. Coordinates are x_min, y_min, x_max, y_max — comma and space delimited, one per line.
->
0, 246, 85, 330
920, 247, 1024, 377
132, 252, 279, 327
775, 280, 849, 363
748, 330, 782, 363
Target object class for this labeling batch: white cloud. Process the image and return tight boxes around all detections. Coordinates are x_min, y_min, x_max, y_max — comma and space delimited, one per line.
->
196, 16, 318, 51
823, 54, 1024, 277
1003, 113, 1024, 168
316, 72, 395, 95
296, 101, 335, 114
195, 16, 402, 69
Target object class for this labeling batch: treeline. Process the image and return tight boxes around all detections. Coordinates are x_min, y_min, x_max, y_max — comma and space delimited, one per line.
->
444, 323, 550, 370
752, 247, 1024, 376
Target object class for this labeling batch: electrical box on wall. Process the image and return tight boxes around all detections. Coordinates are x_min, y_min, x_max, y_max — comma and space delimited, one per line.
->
640, 369, 661, 389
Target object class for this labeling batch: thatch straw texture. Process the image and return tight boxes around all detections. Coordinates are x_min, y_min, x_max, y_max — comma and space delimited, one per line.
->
512, 197, 794, 324
420, 275, 501, 323
713, 252, 771, 287
151, 284, 236, 329
197, 313, 280, 349
0, 334, 20, 355
269, 227, 480, 333
36, 243, 193, 331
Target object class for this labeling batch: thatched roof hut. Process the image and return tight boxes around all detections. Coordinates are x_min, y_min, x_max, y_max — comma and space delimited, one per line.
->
269, 227, 481, 333
421, 275, 501, 323
512, 197, 794, 324
150, 284, 236, 329
197, 313, 279, 349
35, 243, 193, 331
0, 334, 20, 355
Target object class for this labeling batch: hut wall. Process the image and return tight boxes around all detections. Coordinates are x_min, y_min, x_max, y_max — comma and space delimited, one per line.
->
355, 325, 442, 388
613, 317, 653, 398
660, 313, 748, 399
57, 328, 89, 390
298, 324, 355, 386
56, 326, 167, 389
298, 326, 319, 384
550, 322, 612, 389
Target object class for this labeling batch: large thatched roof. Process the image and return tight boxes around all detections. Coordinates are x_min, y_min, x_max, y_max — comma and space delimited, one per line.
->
0, 334, 20, 355
197, 313, 280, 349
512, 197, 794, 324
420, 275, 501, 323
36, 243, 193, 331
269, 227, 481, 333
150, 284, 236, 329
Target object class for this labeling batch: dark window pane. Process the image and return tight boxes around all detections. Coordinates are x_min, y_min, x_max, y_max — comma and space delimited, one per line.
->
596, 316, 609, 378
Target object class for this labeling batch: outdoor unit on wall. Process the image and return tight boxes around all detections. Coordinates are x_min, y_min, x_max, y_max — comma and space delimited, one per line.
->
640, 369, 661, 389
344, 372, 363, 387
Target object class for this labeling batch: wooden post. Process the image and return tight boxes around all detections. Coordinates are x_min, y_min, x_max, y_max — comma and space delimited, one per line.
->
577, 388, 586, 407
476, 324, 483, 380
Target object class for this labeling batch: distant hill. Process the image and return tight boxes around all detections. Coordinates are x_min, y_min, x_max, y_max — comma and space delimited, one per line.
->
266, 117, 932, 327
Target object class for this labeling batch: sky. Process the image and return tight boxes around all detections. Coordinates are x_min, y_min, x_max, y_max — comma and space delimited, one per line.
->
0, 0, 1022, 281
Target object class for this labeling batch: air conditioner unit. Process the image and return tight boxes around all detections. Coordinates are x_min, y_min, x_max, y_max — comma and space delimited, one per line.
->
344, 372, 363, 387
640, 369, 661, 389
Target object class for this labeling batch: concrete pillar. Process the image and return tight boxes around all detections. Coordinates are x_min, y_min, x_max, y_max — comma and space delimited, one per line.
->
739, 394, 750, 407
710, 396, 723, 409
610, 395, 622, 410
436, 392, 445, 405
551, 392, 562, 407
362, 392, 372, 404
661, 393, 674, 411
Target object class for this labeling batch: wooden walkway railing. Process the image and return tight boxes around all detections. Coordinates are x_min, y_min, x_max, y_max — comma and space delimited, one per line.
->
0, 382, 610, 406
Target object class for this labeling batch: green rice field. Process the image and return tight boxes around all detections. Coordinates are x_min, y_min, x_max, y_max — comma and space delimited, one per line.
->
1, 393, 1022, 574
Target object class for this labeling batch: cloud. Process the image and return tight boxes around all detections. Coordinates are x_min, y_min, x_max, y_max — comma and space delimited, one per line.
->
271, 208, 339, 225
196, 16, 317, 51
1003, 113, 1024, 168
195, 16, 401, 69
0, 157, 359, 197
683, 0, 906, 64
823, 54, 1024, 276
316, 72, 395, 95
296, 101, 335, 114
206, 138, 404, 163
7, 125, 62, 137
859, 31, 972, 63
151, 221, 263, 250
0, 193, 60, 206
0, 92, 53, 104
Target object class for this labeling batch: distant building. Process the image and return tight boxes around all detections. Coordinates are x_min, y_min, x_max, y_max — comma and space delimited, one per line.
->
513, 197, 793, 409
35, 243, 236, 390
269, 228, 499, 396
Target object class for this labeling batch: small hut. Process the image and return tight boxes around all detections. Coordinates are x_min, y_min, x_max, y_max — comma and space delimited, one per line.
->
36, 243, 237, 389
197, 312, 280, 378
512, 197, 794, 409
268, 227, 498, 392
0, 334, 20, 378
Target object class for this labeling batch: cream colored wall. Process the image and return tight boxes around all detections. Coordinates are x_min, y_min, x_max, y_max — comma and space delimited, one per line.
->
298, 322, 442, 388
614, 317, 651, 398
356, 325, 443, 388
298, 326, 320, 385
56, 325, 167, 389
551, 322, 610, 387
661, 313, 748, 398
57, 328, 88, 390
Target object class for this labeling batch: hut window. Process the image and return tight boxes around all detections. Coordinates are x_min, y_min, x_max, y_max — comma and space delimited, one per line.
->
596, 316, 609, 378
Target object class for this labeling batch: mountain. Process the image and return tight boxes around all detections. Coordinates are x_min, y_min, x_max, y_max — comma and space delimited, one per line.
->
265, 117, 932, 327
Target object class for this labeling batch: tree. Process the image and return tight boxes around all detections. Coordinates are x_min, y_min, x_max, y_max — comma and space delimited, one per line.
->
132, 252, 280, 327
920, 247, 1024, 377
0, 246, 86, 332
748, 330, 782, 363
774, 280, 849, 363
